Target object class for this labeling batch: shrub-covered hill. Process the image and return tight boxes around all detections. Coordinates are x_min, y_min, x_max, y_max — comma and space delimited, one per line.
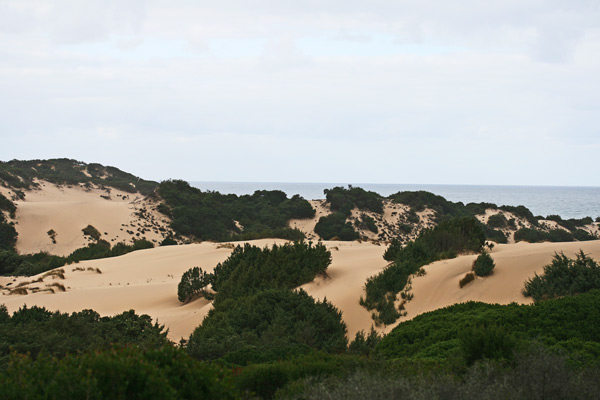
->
156, 180, 315, 241
0, 158, 158, 196
308, 187, 599, 244
375, 289, 600, 362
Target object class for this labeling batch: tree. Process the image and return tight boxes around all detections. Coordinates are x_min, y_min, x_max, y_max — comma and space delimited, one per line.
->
177, 267, 214, 303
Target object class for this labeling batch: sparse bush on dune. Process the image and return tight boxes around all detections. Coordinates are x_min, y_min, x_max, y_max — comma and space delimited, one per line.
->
362, 217, 486, 325
473, 251, 495, 277
459, 272, 475, 288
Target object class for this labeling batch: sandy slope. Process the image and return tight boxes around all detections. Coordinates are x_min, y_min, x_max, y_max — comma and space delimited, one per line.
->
6, 238, 600, 342
399, 240, 600, 325
0, 181, 172, 256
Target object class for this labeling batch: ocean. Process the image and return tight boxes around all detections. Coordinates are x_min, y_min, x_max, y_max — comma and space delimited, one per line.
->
189, 182, 600, 220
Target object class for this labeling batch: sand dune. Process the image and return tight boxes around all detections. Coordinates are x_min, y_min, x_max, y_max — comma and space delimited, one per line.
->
5, 238, 599, 342
1, 181, 171, 256
400, 240, 600, 324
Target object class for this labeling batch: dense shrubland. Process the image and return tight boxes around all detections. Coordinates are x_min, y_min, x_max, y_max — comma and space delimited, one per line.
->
3, 251, 600, 398
0, 305, 168, 368
157, 180, 315, 241
187, 289, 347, 364
0, 158, 157, 195
324, 186, 383, 215
361, 217, 486, 325
177, 241, 346, 366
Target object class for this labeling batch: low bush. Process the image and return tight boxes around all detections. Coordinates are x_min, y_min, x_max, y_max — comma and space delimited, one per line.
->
459, 272, 475, 288
487, 213, 508, 229
473, 251, 495, 277
177, 267, 214, 303
314, 213, 359, 241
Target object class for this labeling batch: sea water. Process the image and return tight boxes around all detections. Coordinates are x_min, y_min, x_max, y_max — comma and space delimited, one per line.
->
189, 182, 600, 220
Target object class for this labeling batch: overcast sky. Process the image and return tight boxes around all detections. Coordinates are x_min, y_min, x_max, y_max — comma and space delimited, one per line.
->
1, 1, 599, 186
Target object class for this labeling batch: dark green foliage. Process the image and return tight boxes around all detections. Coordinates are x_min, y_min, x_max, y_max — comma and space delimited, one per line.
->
362, 217, 486, 325
1, 240, 155, 276
82, 224, 101, 241
382, 238, 402, 262
483, 225, 507, 244
348, 326, 383, 356
0, 193, 16, 218
0, 346, 238, 400
157, 180, 315, 241
314, 212, 359, 241
499, 205, 538, 225
211, 241, 331, 303
459, 272, 475, 288
0, 214, 17, 251
177, 267, 214, 303
459, 324, 516, 365
487, 213, 508, 229
187, 289, 348, 362
388, 191, 468, 219
515, 227, 576, 243
0, 159, 157, 195
0, 306, 169, 368
160, 236, 177, 246
356, 213, 378, 233
375, 290, 600, 361
473, 251, 495, 277
523, 251, 600, 302
324, 186, 383, 215
514, 227, 547, 243
573, 229, 596, 241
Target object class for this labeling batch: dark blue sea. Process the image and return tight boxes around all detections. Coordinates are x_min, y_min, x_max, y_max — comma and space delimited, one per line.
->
189, 182, 600, 220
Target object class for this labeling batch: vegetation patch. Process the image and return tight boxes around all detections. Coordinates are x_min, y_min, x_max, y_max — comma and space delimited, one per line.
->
157, 180, 315, 241
324, 186, 383, 215
361, 217, 486, 325
523, 251, 600, 302
473, 251, 495, 277
0, 158, 157, 195
314, 212, 359, 241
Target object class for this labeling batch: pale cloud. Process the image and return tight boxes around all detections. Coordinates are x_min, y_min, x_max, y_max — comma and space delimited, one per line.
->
0, 1, 599, 185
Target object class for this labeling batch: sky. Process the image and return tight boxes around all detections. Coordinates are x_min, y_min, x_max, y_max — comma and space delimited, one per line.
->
1, 1, 599, 186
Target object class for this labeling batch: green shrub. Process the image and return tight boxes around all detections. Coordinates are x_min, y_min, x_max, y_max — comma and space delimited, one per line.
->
0, 217, 17, 251
324, 186, 383, 215
0, 193, 16, 218
523, 251, 600, 302
487, 213, 508, 229
211, 241, 331, 303
348, 326, 382, 356
0, 159, 158, 195
177, 267, 214, 303
459, 272, 475, 288
375, 290, 600, 361
357, 214, 378, 233
187, 289, 348, 362
82, 224, 101, 241
473, 251, 495, 277
0, 346, 238, 400
459, 324, 516, 365
314, 213, 359, 241
158, 180, 315, 241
